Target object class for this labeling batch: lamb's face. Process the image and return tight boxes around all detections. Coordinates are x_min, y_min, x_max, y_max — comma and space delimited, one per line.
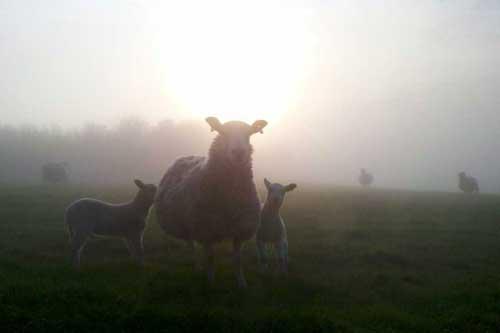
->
458, 172, 466, 180
264, 178, 297, 209
206, 117, 268, 166
134, 179, 157, 205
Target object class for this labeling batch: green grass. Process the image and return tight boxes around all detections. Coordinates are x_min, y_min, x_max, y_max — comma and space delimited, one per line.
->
1, 184, 500, 332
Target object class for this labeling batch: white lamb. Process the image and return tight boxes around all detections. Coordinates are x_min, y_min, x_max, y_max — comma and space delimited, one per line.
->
256, 178, 296, 274
65, 179, 157, 269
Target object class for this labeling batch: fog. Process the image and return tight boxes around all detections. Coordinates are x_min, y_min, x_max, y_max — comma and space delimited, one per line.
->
1, 1, 500, 192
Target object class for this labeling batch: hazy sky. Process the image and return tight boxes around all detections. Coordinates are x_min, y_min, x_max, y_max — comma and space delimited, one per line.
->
1, 0, 500, 191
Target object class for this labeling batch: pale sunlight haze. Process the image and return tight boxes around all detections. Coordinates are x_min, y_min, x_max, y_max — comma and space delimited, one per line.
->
147, 1, 314, 123
2, 0, 500, 191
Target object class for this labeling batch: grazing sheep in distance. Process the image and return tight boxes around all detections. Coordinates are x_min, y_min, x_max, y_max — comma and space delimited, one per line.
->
359, 168, 374, 187
155, 117, 268, 288
42, 162, 69, 183
257, 178, 296, 274
458, 172, 479, 194
65, 179, 157, 269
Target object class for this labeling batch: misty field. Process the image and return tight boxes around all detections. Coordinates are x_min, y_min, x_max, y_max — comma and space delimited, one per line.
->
1, 185, 500, 332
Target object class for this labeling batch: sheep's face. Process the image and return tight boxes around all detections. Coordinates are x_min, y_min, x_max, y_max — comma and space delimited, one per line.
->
458, 172, 466, 180
206, 117, 267, 166
264, 178, 297, 208
134, 179, 157, 205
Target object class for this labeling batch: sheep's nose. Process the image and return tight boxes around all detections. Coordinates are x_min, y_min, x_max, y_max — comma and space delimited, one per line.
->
232, 148, 245, 161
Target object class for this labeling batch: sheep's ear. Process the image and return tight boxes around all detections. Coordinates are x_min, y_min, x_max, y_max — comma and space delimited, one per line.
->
206, 117, 223, 133
134, 179, 145, 189
250, 120, 268, 135
264, 178, 271, 190
284, 183, 297, 192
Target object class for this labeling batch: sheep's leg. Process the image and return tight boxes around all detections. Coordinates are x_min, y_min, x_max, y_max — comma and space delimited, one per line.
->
276, 240, 288, 274
187, 240, 202, 271
203, 242, 215, 284
126, 233, 144, 266
233, 239, 247, 288
257, 240, 269, 271
70, 231, 88, 270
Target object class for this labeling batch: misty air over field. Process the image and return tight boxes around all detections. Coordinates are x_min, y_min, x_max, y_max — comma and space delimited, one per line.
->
2, 0, 500, 191
3, 1, 500, 332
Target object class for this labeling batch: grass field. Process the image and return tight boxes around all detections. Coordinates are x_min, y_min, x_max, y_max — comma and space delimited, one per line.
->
1, 184, 500, 332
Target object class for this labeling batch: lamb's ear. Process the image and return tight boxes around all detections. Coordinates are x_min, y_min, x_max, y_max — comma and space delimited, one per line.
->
134, 179, 145, 189
284, 183, 297, 192
250, 120, 268, 134
264, 178, 271, 190
206, 117, 223, 133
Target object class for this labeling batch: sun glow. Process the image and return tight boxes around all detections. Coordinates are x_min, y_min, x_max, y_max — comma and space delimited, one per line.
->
148, 1, 313, 123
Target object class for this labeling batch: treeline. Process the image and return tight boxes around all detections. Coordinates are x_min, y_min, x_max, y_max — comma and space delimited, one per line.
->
0, 118, 214, 185
1, 117, 496, 192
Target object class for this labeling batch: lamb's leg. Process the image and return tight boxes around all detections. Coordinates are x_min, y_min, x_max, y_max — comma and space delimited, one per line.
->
187, 240, 201, 271
203, 242, 215, 284
126, 233, 144, 266
276, 240, 288, 274
256, 240, 268, 271
233, 239, 247, 288
70, 231, 88, 270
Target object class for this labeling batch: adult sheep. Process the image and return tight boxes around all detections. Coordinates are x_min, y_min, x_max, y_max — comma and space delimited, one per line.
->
358, 168, 373, 187
155, 117, 268, 287
458, 172, 479, 194
42, 162, 69, 183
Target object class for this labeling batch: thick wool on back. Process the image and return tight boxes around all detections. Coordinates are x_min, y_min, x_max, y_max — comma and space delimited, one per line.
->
155, 135, 261, 243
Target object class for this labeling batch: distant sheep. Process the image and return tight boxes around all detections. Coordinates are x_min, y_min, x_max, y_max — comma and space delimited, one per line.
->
359, 168, 374, 187
458, 172, 479, 194
256, 178, 296, 274
42, 162, 69, 183
66, 179, 157, 269
155, 117, 268, 287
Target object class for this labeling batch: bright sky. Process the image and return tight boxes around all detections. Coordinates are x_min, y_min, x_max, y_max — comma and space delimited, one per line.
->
1, 0, 500, 127
1, 0, 317, 125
